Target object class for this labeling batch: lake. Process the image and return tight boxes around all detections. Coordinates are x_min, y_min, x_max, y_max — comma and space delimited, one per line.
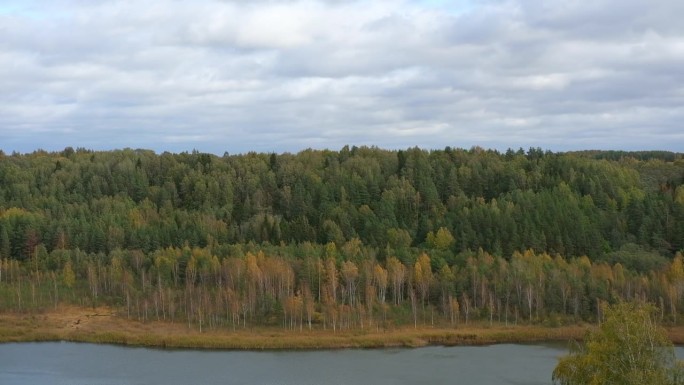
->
0, 341, 620, 385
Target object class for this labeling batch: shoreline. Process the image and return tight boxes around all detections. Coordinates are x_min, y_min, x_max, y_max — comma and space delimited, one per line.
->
2, 306, 680, 350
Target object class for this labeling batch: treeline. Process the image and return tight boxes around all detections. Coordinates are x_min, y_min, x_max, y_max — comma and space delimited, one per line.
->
0, 146, 683, 261
0, 146, 683, 329
3, 243, 684, 331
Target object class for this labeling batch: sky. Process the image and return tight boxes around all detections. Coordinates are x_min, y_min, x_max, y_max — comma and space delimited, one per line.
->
1, 0, 683, 154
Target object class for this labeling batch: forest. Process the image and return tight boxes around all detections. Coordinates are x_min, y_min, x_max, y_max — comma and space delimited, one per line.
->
0, 146, 683, 331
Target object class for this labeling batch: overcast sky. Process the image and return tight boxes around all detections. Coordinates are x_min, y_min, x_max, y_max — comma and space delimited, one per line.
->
1, 0, 683, 154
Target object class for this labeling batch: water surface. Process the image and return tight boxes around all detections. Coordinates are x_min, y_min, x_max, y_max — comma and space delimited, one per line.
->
0, 342, 580, 385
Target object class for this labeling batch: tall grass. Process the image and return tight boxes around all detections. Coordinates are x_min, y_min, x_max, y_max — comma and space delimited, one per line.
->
0, 307, 592, 349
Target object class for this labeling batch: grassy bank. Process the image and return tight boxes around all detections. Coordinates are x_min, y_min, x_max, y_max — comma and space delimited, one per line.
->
0, 305, 660, 350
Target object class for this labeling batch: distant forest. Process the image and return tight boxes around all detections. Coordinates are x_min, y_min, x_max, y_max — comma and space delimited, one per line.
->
1, 146, 683, 329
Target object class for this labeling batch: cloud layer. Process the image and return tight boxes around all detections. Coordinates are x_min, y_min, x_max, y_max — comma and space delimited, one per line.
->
1, 0, 683, 153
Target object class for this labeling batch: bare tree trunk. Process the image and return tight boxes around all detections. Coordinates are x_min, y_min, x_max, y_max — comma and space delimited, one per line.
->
410, 289, 417, 329
53, 274, 58, 309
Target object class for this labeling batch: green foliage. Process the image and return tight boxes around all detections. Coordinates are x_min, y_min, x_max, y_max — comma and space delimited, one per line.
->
387, 228, 412, 250
553, 302, 684, 385
0, 147, 681, 259
602, 243, 668, 273
62, 260, 75, 289
427, 227, 455, 251
1, 146, 684, 329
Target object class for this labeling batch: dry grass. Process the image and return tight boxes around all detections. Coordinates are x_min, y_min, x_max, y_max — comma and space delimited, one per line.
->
664, 326, 684, 345
5, 306, 681, 349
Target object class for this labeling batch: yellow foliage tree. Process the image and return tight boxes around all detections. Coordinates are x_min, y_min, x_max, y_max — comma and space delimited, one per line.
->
427, 227, 455, 250
553, 302, 684, 385
62, 260, 75, 289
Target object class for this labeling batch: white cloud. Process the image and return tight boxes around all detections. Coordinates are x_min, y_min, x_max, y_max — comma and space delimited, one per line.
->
0, 0, 682, 153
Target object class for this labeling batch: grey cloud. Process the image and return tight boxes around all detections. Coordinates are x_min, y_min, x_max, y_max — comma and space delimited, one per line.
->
0, 0, 682, 154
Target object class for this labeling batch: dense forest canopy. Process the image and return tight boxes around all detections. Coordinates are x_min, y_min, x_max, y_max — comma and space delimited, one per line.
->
1, 146, 682, 260
0, 146, 683, 329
